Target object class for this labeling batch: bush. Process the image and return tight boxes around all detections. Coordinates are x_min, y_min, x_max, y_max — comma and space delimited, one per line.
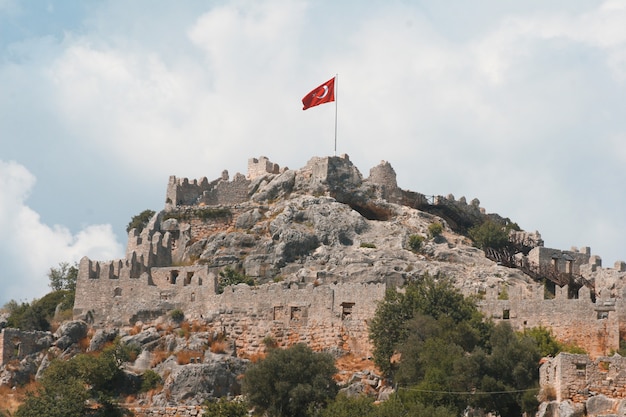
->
126, 209, 156, 233
408, 234, 424, 252
360, 242, 376, 248
203, 398, 248, 417
468, 220, 509, 249
218, 267, 255, 294
140, 370, 163, 393
243, 344, 338, 417
428, 222, 443, 238
170, 309, 185, 323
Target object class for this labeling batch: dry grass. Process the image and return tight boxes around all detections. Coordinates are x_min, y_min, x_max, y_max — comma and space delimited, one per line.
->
78, 336, 91, 352
176, 350, 204, 365
191, 321, 208, 333
209, 340, 227, 354
0, 381, 39, 414
245, 352, 267, 363
334, 354, 381, 385
150, 350, 172, 367
128, 324, 143, 336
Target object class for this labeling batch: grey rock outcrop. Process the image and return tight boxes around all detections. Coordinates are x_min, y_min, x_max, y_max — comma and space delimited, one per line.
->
152, 353, 248, 405
54, 320, 88, 350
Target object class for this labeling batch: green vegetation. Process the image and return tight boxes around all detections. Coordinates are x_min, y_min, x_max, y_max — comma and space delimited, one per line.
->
15, 340, 136, 417
170, 308, 185, 323
408, 234, 424, 252
48, 261, 78, 292
218, 266, 255, 294
313, 392, 456, 417
427, 222, 443, 238
523, 326, 586, 356
359, 242, 376, 248
126, 209, 156, 233
468, 219, 510, 249
203, 398, 249, 417
368, 273, 541, 416
2, 262, 76, 331
243, 344, 338, 417
140, 369, 163, 393
163, 207, 232, 223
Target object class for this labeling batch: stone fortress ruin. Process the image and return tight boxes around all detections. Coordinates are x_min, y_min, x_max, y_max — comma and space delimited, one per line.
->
68, 154, 626, 400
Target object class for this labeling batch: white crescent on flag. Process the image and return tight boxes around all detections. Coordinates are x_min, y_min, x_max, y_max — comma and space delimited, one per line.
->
316, 85, 329, 99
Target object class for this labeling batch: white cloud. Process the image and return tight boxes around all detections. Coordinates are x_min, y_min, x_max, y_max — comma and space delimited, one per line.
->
0, 160, 123, 305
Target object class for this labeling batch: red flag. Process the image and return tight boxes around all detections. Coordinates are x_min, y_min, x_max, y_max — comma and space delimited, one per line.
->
302, 77, 335, 110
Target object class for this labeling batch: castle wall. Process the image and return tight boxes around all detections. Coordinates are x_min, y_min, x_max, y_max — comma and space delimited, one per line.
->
74, 257, 217, 326
198, 173, 250, 206
247, 156, 280, 179
541, 353, 626, 403
202, 281, 386, 357
478, 283, 620, 358
0, 328, 51, 366
527, 246, 591, 275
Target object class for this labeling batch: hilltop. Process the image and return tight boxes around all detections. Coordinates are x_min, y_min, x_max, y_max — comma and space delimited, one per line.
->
3, 155, 626, 416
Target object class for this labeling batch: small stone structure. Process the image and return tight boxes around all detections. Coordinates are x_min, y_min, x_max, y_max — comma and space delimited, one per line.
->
0, 328, 51, 367
541, 353, 626, 403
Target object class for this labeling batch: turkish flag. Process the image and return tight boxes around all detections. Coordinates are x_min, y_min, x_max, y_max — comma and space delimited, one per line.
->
302, 77, 335, 110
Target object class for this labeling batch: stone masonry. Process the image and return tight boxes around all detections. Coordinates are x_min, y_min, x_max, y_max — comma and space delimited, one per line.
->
0, 328, 51, 367
541, 353, 626, 403
74, 155, 626, 361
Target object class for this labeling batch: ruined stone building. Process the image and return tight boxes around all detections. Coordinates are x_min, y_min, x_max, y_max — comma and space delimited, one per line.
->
73, 155, 626, 359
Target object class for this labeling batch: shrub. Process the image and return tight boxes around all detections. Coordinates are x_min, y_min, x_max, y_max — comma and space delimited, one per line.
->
140, 370, 163, 393
126, 209, 156, 233
408, 234, 424, 252
468, 220, 509, 249
359, 242, 376, 248
428, 222, 443, 238
243, 344, 338, 417
218, 267, 255, 294
203, 398, 248, 417
170, 309, 185, 323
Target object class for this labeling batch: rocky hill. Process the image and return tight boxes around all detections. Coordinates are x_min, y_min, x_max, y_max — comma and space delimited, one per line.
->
3, 154, 626, 416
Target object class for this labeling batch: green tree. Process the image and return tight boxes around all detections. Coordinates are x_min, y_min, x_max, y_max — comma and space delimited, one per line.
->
314, 394, 375, 417
48, 261, 78, 292
468, 220, 509, 249
126, 209, 156, 233
5, 301, 49, 331
15, 340, 135, 417
369, 273, 485, 375
375, 391, 457, 417
243, 344, 338, 417
468, 323, 541, 416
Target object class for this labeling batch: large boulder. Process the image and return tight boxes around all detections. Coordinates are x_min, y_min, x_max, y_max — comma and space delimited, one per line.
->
153, 352, 248, 405
54, 320, 88, 350
88, 328, 119, 352
586, 394, 615, 416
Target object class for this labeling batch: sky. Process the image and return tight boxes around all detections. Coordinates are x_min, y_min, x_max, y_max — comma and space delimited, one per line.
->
2, 0, 626, 306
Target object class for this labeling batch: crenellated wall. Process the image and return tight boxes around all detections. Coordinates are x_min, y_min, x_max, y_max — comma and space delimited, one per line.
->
478, 283, 620, 357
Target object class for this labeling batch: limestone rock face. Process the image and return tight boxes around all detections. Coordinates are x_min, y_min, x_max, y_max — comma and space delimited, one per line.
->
54, 320, 88, 350
152, 353, 248, 405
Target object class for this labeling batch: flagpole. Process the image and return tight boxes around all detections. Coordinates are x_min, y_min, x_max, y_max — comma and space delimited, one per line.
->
334, 73, 338, 156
